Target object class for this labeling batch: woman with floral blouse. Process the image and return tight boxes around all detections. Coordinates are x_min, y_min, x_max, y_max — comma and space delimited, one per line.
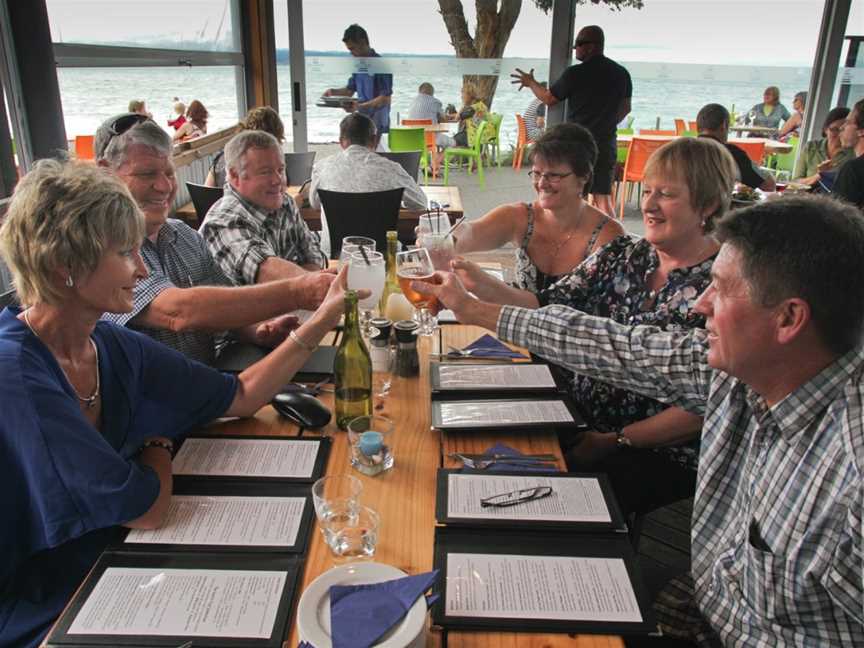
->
453, 137, 737, 516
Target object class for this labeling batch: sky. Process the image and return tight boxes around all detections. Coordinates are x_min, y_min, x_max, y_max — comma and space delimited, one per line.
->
46, 0, 862, 68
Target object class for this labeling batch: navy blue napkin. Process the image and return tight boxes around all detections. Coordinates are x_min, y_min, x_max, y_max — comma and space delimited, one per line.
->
330, 570, 439, 648
475, 442, 561, 473
462, 334, 527, 359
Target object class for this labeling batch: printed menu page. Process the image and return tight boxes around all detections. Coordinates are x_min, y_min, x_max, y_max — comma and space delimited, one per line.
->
437, 400, 573, 427
125, 496, 305, 547
446, 553, 641, 622
447, 474, 610, 522
68, 568, 286, 638
173, 438, 319, 478
437, 364, 556, 390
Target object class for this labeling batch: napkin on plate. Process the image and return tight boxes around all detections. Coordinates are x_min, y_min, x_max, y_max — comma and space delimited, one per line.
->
470, 442, 561, 473
460, 334, 527, 359
330, 570, 439, 648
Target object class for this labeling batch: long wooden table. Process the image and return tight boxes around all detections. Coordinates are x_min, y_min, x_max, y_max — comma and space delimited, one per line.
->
198, 324, 622, 648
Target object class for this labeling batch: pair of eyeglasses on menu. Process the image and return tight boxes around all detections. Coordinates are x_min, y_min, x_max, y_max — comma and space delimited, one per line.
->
480, 486, 554, 508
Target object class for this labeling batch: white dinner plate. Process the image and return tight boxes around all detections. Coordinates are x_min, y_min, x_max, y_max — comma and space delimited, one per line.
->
296, 562, 427, 648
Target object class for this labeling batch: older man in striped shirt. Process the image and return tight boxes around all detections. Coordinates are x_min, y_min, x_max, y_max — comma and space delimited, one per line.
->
416, 194, 864, 646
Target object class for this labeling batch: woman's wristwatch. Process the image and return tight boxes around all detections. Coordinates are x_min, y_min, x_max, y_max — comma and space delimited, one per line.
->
615, 428, 632, 450
142, 438, 175, 455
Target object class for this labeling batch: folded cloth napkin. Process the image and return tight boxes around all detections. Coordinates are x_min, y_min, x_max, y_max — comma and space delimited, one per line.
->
473, 442, 561, 473
330, 570, 439, 648
461, 334, 527, 359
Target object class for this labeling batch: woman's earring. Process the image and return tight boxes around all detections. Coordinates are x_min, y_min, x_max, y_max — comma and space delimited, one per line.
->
65, 276, 74, 288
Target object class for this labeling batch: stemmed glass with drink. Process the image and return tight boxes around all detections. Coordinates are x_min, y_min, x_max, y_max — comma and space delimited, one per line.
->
417, 212, 456, 272
396, 247, 441, 336
347, 249, 385, 337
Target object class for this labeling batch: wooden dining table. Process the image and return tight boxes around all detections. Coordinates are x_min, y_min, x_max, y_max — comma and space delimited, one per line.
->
199, 324, 624, 648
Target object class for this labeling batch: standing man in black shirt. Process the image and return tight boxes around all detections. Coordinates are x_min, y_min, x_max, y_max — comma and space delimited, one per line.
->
511, 25, 632, 217
834, 98, 864, 210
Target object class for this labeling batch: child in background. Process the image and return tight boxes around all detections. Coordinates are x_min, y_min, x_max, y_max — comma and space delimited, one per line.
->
167, 98, 187, 131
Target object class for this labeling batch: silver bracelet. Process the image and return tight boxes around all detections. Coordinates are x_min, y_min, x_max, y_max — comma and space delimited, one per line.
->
142, 438, 174, 454
289, 329, 316, 353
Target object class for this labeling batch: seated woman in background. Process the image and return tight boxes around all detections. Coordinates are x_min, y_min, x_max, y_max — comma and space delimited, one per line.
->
748, 85, 790, 130
451, 137, 737, 517
793, 106, 855, 186
777, 91, 806, 141
205, 106, 286, 188
0, 161, 350, 648
172, 99, 209, 142
450, 84, 487, 147
448, 123, 624, 296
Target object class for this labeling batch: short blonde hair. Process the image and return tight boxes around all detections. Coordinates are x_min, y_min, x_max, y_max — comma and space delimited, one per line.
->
0, 160, 145, 306
643, 137, 737, 233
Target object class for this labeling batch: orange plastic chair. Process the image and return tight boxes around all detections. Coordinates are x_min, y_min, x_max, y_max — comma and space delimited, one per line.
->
688, 120, 698, 132
617, 137, 671, 220
75, 135, 95, 160
674, 119, 687, 135
731, 140, 766, 165
513, 114, 534, 170
401, 119, 437, 178
638, 129, 676, 136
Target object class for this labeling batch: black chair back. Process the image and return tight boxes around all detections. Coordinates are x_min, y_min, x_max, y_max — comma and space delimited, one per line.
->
186, 182, 224, 224
0, 287, 18, 309
379, 151, 421, 182
317, 188, 404, 260
284, 151, 316, 186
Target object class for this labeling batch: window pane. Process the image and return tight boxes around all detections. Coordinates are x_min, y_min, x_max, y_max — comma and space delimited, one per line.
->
57, 67, 240, 139
46, 0, 241, 52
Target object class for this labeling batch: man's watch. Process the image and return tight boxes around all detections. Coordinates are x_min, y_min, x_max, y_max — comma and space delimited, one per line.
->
615, 428, 632, 449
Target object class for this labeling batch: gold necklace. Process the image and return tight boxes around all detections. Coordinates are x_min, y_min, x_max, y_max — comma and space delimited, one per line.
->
23, 309, 100, 408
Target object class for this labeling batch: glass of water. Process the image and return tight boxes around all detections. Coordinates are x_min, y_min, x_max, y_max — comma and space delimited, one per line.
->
347, 250, 385, 337
321, 503, 380, 561
339, 236, 376, 269
311, 474, 363, 523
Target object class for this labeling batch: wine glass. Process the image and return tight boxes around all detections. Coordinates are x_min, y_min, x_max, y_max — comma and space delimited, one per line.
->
396, 247, 440, 336
347, 250, 385, 337
747, 110, 756, 126
339, 236, 376, 269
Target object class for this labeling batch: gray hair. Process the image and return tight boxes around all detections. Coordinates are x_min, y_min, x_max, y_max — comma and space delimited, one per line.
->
0, 160, 144, 306
96, 116, 172, 168
224, 130, 281, 176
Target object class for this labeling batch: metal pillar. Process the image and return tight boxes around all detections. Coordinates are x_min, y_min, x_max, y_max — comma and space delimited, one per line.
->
546, 0, 577, 128
286, 0, 308, 152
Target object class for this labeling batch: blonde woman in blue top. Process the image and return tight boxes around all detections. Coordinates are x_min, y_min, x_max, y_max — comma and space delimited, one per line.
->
0, 160, 351, 648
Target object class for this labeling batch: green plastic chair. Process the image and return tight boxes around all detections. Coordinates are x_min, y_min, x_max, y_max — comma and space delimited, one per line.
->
767, 136, 799, 181
482, 113, 503, 168
616, 128, 633, 164
388, 127, 427, 182
444, 121, 488, 188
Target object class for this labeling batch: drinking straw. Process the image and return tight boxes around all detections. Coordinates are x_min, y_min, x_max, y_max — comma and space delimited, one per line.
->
358, 244, 371, 265
445, 216, 465, 239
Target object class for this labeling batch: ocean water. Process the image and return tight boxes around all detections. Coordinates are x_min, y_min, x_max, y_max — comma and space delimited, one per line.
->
57, 59, 811, 150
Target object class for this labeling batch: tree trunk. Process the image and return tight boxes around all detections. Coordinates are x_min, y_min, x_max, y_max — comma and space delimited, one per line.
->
438, 0, 522, 109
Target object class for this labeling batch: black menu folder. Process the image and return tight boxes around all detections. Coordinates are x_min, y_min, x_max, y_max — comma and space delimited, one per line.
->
435, 469, 627, 533
45, 551, 302, 648
216, 342, 336, 382
172, 434, 330, 485
429, 362, 566, 399
431, 527, 657, 635
110, 481, 316, 554
431, 397, 584, 432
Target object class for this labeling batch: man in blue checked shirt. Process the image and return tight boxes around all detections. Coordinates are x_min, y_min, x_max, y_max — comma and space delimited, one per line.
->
96, 115, 333, 365
416, 195, 864, 646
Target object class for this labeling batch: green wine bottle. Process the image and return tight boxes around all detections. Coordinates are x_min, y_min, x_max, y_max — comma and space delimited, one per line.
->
379, 230, 400, 314
335, 289, 372, 430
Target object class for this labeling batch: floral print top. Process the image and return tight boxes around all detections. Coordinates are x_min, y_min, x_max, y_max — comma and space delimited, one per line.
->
539, 234, 715, 470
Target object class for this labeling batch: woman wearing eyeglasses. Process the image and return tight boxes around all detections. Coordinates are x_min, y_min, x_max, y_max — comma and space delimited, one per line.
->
0, 160, 351, 648
431, 137, 736, 518
793, 106, 855, 187
447, 123, 623, 296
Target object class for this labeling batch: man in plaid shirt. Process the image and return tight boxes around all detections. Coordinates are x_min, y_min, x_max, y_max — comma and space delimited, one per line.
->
96, 115, 333, 365
417, 195, 864, 646
200, 130, 327, 286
